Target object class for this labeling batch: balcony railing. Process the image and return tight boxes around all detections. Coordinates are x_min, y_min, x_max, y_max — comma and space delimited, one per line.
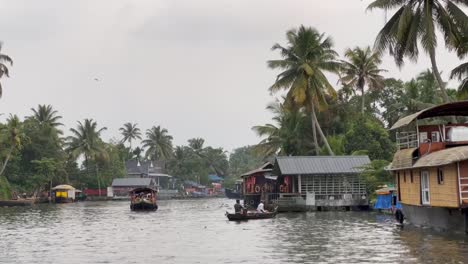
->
396, 131, 418, 150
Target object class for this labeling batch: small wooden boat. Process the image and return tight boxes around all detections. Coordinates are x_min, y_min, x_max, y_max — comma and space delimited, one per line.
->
129, 187, 158, 211
225, 208, 277, 221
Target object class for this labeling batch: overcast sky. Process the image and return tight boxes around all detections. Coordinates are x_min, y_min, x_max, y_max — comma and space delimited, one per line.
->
0, 0, 464, 152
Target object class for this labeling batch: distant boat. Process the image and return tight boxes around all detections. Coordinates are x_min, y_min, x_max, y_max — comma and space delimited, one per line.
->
129, 187, 158, 211
225, 188, 242, 199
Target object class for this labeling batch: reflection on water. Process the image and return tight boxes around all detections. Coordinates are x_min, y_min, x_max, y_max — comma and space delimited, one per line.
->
1, 198, 468, 263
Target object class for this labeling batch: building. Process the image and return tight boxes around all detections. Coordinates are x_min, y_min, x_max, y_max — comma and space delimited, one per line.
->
111, 178, 156, 197
241, 162, 276, 207
125, 160, 172, 187
270, 156, 370, 212
388, 101, 468, 233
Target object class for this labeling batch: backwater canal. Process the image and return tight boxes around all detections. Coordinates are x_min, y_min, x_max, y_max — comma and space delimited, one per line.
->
1, 198, 468, 263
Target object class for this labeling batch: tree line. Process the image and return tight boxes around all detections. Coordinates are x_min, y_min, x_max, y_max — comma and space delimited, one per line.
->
0, 0, 466, 199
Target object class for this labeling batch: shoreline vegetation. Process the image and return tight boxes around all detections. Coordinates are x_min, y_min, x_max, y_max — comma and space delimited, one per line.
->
0, 1, 466, 201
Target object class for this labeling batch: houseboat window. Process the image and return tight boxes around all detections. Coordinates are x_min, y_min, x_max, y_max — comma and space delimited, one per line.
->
403, 171, 406, 183
420, 132, 428, 143
410, 171, 414, 183
431, 132, 440, 142
437, 168, 444, 185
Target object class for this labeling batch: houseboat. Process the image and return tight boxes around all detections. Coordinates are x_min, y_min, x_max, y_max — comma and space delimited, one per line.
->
242, 162, 277, 208
129, 187, 158, 211
388, 101, 468, 233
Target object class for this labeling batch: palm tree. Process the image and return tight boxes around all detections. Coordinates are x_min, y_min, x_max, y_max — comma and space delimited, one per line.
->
142, 126, 173, 160
0, 42, 13, 98
367, 0, 468, 103
268, 25, 340, 155
66, 119, 108, 195
339, 46, 386, 113
188, 138, 205, 154
0, 115, 26, 177
119, 122, 142, 150
452, 62, 468, 97
30, 104, 63, 133
253, 100, 311, 157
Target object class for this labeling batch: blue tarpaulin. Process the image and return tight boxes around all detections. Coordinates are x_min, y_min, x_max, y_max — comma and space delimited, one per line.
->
374, 194, 392, 209
374, 194, 402, 209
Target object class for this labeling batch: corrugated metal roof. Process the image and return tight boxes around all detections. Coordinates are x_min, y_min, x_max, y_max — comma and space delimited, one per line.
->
413, 146, 468, 168
241, 162, 274, 177
274, 156, 370, 175
112, 178, 154, 187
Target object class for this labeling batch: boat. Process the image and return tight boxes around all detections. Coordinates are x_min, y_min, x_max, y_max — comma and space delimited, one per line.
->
129, 187, 158, 211
225, 208, 278, 221
52, 184, 76, 203
225, 188, 242, 199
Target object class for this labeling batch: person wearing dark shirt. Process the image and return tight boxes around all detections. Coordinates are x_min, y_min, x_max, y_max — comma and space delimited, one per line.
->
234, 199, 243, 214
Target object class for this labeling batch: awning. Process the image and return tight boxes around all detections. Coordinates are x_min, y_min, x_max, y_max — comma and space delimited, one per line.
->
52, 184, 75, 190
390, 101, 468, 130
413, 146, 468, 168
387, 148, 418, 170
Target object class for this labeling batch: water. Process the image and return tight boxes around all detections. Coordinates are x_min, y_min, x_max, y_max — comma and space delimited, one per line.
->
1, 198, 468, 264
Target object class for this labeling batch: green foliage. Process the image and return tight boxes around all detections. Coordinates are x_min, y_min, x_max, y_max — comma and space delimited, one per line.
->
142, 126, 173, 160
344, 116, 396, 161
228, 146, 266, 178
0, 42, 13, 98
0, 176, 11, 199
359, 160, 393, 199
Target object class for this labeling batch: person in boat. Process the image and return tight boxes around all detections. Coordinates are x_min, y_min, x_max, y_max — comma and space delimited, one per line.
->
234, 199, 244, 214
257, 200, 265, 213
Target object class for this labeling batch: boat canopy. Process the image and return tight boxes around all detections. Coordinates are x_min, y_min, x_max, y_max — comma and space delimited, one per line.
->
412, 146, 468, 168
390, 101, 468, 130
129, 187, 157, 193
388, 147, 418, 170
51, 184, 75, 190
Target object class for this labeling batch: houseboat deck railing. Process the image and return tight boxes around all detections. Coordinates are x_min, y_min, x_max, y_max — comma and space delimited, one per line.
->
396, 131, 419, 150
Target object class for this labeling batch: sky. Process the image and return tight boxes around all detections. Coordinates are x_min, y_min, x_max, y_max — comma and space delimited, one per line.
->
0, 0, 465, 153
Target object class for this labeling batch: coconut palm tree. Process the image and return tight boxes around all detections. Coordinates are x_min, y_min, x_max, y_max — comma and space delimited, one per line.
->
30, 104, 63, 133
66, 119, 108, 195
0, 42, 13, 98
339, 46, 386, 113
142, 126, 173, 160
0, 115, 26, 177
268, 25, 340, 155
452, 62, 468, 97
119, 122, 142, 150
253, 100, 311, 157
367, 0, 468, 103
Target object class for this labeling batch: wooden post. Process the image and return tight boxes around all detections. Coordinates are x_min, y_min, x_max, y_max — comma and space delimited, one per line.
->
298, 174, 302, 194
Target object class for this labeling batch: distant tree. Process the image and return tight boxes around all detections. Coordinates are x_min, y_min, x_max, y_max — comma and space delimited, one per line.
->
119, 122, 141, 150
268, 25, 340, 155
339, 46, 386, 113
344, 116, 395, 161
359, 160, 393, 199
142, 126, 173, 160
452, 62, 468, 97
367, 0, 468, 103
66, 119, 108, 195
228, 146, 265, 178
30, 104, 63, 129
0, 42, 13, 98
0, 115, 27, 177
253, 100, 312, 157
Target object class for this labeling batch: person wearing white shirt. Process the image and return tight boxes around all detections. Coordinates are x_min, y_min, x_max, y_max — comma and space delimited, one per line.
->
257, 200, 265, 213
